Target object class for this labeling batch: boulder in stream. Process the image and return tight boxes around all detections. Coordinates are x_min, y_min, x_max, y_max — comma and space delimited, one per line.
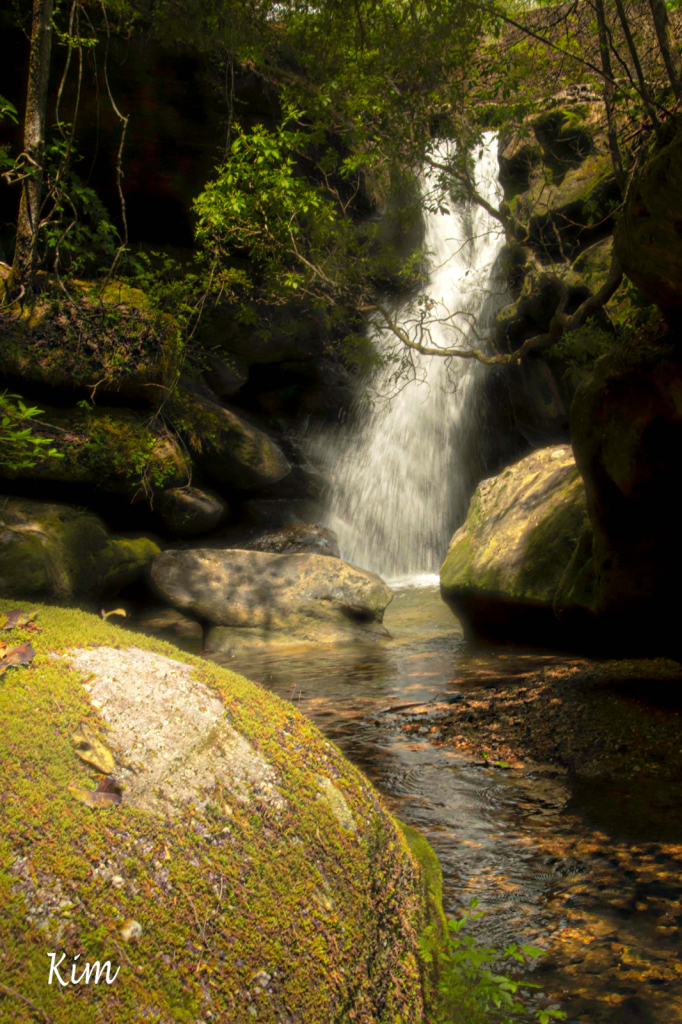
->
151, 547, 393, 652
440, 445, 588, 646
0, 603, 440, 1022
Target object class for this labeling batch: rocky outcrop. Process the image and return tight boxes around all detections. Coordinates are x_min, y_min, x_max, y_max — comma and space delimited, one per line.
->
168, 387, 291, 490
151, 547, 393, 652
0, 497, 160, 601
613, 114, 682, 320
569, 337, 682, 655
440, 445, 587, 645
0, 603, 438, 1022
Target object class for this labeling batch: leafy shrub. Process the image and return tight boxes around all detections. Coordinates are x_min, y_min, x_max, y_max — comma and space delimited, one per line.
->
0, 392, 63, 472
420, 900, 566, 1024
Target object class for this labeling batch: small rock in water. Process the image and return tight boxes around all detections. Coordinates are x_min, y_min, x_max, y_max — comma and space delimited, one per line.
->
438, 692, 464, 704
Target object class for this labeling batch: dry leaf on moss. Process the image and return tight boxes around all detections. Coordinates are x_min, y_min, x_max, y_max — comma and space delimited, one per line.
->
0, 609, 39, 630
71, 721, 116, 774
68, 776, 123, 809
0, 641, 37, 675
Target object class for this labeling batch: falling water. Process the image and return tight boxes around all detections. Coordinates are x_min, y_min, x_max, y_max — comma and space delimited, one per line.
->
323, 135, 507, 584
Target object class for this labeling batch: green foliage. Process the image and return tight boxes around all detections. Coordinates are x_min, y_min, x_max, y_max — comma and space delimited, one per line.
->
0, 392, 63, 472
420, 900, 566, 1024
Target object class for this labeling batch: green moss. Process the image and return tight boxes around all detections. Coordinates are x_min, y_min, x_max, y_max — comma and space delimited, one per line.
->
0, 602, 436, 1023
515, 478, 587, 601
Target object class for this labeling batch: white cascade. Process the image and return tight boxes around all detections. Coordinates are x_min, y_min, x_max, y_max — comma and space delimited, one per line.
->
323, 135, 506, 586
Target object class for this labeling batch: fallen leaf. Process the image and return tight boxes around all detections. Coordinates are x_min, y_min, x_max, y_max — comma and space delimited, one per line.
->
71, 721, 116, 774
101, 608, 127, 621
0, 609, 39, 631
0, 641, 37, 674
68, 776, 122, 809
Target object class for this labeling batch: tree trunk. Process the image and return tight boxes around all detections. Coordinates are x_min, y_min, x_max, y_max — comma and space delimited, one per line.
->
614, 0, 658, 125
8, 0, 54, 297
647, 0, 682, 100
595, 0, 625, 191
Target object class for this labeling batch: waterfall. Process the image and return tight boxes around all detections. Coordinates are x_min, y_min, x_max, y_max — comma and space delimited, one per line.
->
322, 135, 506, 585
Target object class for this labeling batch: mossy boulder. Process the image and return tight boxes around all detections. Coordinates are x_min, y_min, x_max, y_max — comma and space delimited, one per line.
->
0, 497, 160, 601
0, 280, 181, 404
0, 603, 439, 1023
168, 387, 290, 490
2, 406, 189, 498
613, 114, 682, 318
440, 445, 587, 645
570, 337, 682, 655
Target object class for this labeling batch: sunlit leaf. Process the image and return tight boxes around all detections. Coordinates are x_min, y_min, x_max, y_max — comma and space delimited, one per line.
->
71, 721, 116, 774
68, 776, 122, 809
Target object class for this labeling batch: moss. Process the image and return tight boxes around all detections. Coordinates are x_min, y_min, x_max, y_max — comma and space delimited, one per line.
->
0, 602, 438, 1023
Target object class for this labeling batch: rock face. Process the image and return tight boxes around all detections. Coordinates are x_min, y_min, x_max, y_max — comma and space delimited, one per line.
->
156, 485, 228, 537
440, 445, 587, 645
569, 338, 682, 655
246, 522, 340, 558
613, 114, 682, 319
151, 548, 393, 650
0, 497, 160, 601
0, 604, 438, 1023
169, 387, 291, 490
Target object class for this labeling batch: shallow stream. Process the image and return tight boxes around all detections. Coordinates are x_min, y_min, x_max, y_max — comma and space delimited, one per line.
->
214, 583, 682, 1024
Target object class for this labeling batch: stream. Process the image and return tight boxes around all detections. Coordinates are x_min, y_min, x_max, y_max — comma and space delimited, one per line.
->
214, 582, 682, 1024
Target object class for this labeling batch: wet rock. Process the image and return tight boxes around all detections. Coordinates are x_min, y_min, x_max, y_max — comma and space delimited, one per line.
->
0, 497, 160, 601
157, 486, 228, 537
245, 523, 340, 558
440, 445, 587, 645
168, 387, 291, 490
0, 603, 437, 1021
150, 547, 393, 643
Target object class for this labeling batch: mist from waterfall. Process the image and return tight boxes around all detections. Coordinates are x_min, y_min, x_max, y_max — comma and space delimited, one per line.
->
320, 135, 506, 584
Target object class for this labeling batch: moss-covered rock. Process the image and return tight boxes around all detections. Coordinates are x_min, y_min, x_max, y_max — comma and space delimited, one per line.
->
0, 603, 439, 1023
0, 280, 182, 404
2, 405, 189, 498
0, 497, 160, 601
613, 114, 682, 318
168, 387, 290, 490
440, 445, 587, 645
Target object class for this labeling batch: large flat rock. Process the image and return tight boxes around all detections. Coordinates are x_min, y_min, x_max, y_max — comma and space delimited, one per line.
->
151, 548, 393, 640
